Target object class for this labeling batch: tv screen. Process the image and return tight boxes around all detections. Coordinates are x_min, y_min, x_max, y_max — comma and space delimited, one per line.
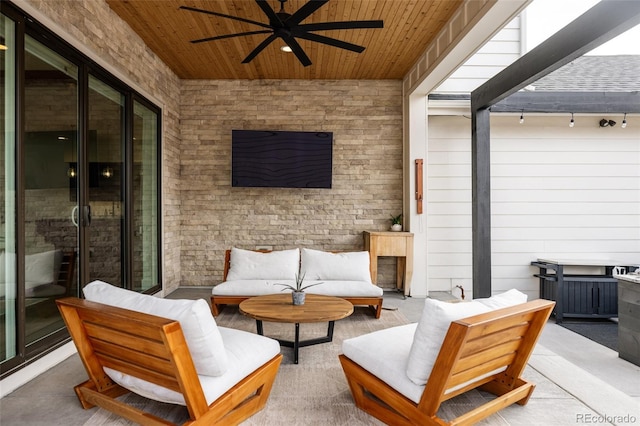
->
232, 130, 333, 189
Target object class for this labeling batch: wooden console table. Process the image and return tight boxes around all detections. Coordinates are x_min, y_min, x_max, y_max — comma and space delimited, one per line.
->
363, 231, 414, 296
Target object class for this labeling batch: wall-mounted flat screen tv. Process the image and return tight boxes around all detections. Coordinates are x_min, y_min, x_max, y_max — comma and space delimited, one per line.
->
232, 130, 333, 189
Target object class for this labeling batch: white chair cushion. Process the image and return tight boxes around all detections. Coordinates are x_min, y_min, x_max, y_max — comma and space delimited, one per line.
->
300, 248, 372, 282
226, 247, 300, 281
212, 279, 383, 297
406, 290, 528, 386
343, 324, 424, 403
83, 280, 228, 377
104, 326, 281, 406
406, 299, 490, 386
475, 288, 528, 309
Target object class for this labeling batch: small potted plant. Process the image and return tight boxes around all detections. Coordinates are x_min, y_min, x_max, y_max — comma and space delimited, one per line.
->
390, 213, 403, 231
276, 273, 323, 305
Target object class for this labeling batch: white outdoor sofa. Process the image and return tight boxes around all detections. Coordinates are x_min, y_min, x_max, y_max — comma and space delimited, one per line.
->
211, 248, 384, 318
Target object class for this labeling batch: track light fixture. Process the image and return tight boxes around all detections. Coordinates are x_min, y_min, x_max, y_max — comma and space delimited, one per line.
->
569, 113, 575, 128
622, 113, 627, 128
599, 119, 616, 128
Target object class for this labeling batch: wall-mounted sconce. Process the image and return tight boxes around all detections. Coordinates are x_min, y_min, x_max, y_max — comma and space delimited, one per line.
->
622, 113, 627, 128
569, 113, 575, 128
101, 166, 114, 178
599, 119, 616, 127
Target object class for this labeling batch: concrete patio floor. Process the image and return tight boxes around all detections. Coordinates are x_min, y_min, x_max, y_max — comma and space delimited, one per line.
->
1, 288, 638, 425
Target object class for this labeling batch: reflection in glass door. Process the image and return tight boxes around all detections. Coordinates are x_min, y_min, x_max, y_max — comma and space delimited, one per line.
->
23, 35, 78, 349
87, 76, 124, 286
1, 13, 17, 363
132, 100, 159, 292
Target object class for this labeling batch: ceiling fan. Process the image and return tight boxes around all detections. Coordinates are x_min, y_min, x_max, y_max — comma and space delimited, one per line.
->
180, 0, 383, 67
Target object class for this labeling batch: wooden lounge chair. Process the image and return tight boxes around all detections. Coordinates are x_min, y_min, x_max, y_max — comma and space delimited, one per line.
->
57, 297, 282, 425
339, 299, 555, 426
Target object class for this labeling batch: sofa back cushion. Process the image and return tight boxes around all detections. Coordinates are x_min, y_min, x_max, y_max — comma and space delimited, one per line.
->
300, 248, 372, 282
83, 280, 228, 377
405, 289, 528, 386
226, 247, 300, 281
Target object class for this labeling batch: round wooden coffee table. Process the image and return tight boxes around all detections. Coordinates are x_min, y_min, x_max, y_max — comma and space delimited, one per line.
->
239, 293, 354, 364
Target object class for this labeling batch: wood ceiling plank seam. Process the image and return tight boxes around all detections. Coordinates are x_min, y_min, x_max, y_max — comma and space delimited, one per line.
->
350, 0, 378, 78
389, 1, 454, 78
363, 0, 394, 79
108, 1, 188, 77
363, 0, 408, 79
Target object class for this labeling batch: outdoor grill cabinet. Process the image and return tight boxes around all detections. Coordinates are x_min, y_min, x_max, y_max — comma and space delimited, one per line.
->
531, 258, 636, 324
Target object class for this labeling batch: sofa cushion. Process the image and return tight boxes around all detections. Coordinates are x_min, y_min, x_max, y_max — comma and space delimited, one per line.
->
213, 280, 296, 296
104, 326, 281, 406
83, 280, 228, 377
212, 279, 382, 297
25, 249, 63, 285
226, 247, 300, 281
406, 289, 529, 386
300, 248, 372, 282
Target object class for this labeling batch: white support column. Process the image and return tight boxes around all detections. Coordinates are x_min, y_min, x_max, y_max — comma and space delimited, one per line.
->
404, 92, 428, 297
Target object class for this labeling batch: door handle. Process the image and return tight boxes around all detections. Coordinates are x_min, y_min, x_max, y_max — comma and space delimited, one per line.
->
71, 206, 79, 227
83, 205, 92, 226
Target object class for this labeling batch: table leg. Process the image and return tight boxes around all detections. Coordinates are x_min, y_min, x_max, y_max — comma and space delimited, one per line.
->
255, 320, 264, 335
293, 323, 300, 364
268, 321, 337, 364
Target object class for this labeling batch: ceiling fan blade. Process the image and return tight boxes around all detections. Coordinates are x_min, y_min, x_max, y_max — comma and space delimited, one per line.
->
295, 32, 365, 53
242, 33, 278, 63
191, 30, 273, 44
288, 0, 329, 26
179, 5, 272, 29
255, 0, 283, 27
281, 35, 312, 67
298, 20, 384, 32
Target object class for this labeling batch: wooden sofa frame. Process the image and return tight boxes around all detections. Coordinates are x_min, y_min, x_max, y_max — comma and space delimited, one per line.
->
57, 297, 282, 426
339, 299, 555, 426
211, 249, 383, 318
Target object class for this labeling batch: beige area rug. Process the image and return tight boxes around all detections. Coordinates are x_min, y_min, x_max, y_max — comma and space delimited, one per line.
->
84, 306, 509, 425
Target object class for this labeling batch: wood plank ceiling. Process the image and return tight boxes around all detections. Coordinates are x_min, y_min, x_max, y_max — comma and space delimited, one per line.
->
106, 0, 464, 79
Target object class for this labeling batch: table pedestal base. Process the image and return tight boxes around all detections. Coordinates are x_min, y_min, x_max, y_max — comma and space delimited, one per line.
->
255, 320, 335, 364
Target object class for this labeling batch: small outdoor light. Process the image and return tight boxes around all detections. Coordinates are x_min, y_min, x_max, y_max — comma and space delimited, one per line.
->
599, 119, 616, 127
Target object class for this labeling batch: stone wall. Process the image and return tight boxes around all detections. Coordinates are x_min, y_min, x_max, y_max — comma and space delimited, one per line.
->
180, 79, 404, 287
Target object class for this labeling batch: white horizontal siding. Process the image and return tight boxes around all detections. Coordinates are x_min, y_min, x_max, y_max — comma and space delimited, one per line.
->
426, 115, 640, 299
435, 15, 523, 94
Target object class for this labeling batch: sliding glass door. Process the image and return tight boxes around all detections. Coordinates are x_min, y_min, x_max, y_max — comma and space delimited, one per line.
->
1, 2, 161, 375
87, 76, 124, 286
132, 100, 159, 292
23, 35, 79, 351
